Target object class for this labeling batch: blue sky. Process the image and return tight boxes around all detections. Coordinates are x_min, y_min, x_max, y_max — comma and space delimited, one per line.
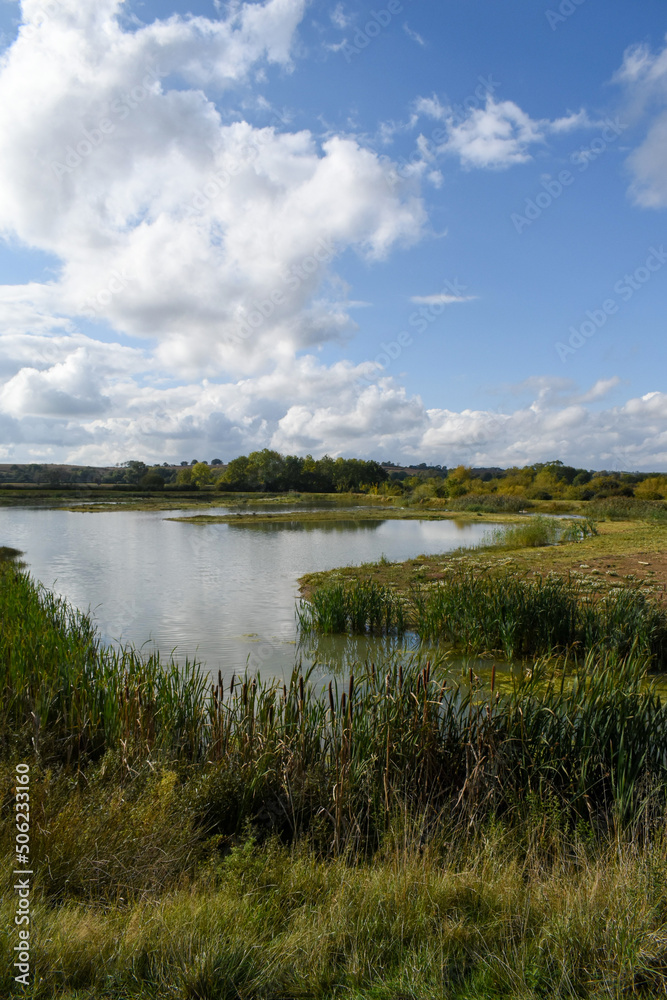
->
0, 0, 665, 468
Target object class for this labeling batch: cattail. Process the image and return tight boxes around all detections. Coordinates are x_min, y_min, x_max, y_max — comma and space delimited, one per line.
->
328, 681, 335, 717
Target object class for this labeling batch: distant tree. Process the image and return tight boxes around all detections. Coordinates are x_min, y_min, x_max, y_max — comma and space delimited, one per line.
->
220, 455, 252, 490
191, 462, 213, 487
211, 458, 223, 466
332, 457, 387, 492
140, 472, 165, 490
176, 467, 193, 485
124, 460, 148, 485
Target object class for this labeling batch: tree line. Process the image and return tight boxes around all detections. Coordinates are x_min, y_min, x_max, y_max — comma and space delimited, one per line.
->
2, 455, 667, 500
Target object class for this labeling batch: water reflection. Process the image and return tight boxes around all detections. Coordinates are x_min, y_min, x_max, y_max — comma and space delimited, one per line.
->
1, 506, 500, 681
299, 630, 520, 690
228, 518, 383, 533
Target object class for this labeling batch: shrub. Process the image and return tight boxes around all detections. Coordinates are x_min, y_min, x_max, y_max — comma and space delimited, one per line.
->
445, 494, 531, 513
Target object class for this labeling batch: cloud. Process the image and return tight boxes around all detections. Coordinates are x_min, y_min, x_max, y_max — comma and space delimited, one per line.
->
0, 348, 664, 471
0, 7, 664, 471
403, 23, 425, 47
613, 38, 667, 207
411, 95, 597, 171
439, 98, 546, 169
329, 3, 352, 30
412, 95, 447, 121
0, 0, 426, 380
507, 375, 622, 408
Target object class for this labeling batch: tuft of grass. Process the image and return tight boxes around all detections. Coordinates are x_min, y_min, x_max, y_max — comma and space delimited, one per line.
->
299, 560, 667, 663
0, 564, 210, 764
297, 579, 406, 636
0, 545, 23, 560
483, 513, 598, 549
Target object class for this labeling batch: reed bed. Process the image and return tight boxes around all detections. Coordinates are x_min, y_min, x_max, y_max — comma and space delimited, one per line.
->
483, 513, 597, 549
0, 565, 210, 763
3, 563, 667, 849
299, 565, 667, 663
445, 493, 531, 512
587, 496, 667, 521
5, 564, 667, 995
296, 579, 407, 635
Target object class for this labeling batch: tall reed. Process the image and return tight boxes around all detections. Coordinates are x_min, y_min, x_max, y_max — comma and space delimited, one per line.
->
0, 565, 209, 762
4, 564, 667, 849
299, 566, 667, 663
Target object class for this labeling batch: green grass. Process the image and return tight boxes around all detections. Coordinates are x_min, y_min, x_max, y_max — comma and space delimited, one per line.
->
296, 579, 407, 634
298, 563, 667, 662
0, 565, 211, 763
4, 830, 667, 999
587, 496, 667, 522
4, 565, 667, 844
445, 493, 532, 513
5, 564, 667, 996
482, 513, 598, 549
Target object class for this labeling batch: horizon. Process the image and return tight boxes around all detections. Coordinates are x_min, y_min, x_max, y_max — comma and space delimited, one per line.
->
0, 1, 665, 468
0, 455, 660, 478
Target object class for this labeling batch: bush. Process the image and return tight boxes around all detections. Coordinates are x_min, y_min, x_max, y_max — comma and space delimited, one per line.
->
446, 494, 531, 513
484, 515, 596, 550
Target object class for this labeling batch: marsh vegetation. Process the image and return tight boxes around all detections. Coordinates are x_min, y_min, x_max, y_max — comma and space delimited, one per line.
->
4, 544, 667, 996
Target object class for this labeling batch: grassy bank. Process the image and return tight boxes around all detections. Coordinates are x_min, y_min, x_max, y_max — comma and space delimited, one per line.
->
297, 517, 667, 664
5, 561, 667, 996
5, 825, 667, 999
300, 516, 667, 605
297, 568, 667, 662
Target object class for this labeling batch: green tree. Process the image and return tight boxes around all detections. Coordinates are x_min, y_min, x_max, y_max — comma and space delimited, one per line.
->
220, 455, 253, 490
124, 460, 148, 485
176, 467, 193, 486
191, 462, 213, 487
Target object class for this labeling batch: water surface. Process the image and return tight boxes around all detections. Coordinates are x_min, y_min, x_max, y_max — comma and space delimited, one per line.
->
2, 506, 498, 680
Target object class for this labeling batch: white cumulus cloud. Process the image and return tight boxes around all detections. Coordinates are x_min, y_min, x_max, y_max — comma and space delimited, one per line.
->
0, 0, 426, 381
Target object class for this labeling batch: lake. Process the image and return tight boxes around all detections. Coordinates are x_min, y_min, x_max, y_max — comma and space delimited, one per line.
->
1, 505, 499, 680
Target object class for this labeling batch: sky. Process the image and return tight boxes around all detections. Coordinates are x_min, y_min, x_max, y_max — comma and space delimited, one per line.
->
0, 0, 665, 469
